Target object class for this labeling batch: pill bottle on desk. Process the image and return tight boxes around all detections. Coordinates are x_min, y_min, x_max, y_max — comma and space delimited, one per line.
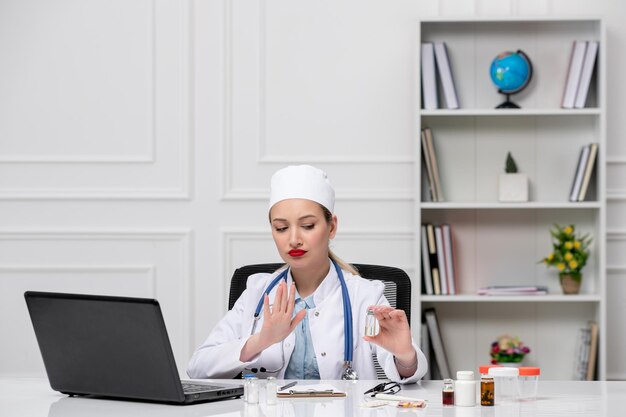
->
480, 374, 494, 406
455, 370, 477, 406
518, 366, 540, 400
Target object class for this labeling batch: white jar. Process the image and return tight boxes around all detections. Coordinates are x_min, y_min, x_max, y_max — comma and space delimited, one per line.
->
455, 370, 477, 406
488, 367, 519, 404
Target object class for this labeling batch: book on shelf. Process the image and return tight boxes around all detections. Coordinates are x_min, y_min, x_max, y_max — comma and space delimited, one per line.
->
442, 224, 456, 295
569, 144, 591, 202
425, 224, 441, 295
424, 308, 452, 379
420, 225, 434, 295
420, 129, 438, 201
420, 322, 432, 380
573, 321, 598, 380
433, 42, 460, 109
562, 40, 588, 109
422, 223, 457, 296
577, 143, 598, 201
477, 285, 548, 296
434, 226, 449, 295
586, 321, 599, 380
574, 41, 599, 108
573, 326, 589, 380
421, 42, 438, 110
422, 128, 444, 202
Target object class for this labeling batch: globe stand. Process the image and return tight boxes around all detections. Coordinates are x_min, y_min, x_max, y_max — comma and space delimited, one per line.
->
496, 92, 520, 109
490, 49, 533, 110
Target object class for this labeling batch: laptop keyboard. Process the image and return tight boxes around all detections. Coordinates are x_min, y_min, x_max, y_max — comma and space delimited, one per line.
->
182, 382, 221, 393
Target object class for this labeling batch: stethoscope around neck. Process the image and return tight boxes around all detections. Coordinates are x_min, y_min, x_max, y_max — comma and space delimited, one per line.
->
245, 259, 358, 380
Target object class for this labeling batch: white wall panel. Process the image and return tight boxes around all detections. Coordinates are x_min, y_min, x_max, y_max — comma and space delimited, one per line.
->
223, 0, 420, 200
0, 229, 191, 377
0, 0, 190, 199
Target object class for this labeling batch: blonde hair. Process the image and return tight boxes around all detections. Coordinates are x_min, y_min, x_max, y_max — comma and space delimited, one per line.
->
268, 204, 359, 276
320, 206, 359, 276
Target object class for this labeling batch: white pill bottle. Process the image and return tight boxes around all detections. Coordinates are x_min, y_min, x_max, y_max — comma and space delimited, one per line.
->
455, 370, 477, 407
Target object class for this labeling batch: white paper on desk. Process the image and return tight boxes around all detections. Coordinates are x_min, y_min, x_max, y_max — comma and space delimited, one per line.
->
278, 384, 343, 394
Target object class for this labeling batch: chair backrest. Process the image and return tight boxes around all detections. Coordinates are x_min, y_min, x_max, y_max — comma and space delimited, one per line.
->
227, 263, 412, 380
228, 263, 412, 324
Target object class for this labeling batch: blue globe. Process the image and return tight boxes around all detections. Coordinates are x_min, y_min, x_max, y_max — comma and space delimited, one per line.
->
489, 50, 533, 108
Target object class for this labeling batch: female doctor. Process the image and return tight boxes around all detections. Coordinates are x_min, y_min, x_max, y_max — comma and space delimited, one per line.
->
187, 165, 427, 382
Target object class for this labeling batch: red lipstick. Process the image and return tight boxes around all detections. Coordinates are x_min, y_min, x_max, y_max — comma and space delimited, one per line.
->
288, 249, 306, 257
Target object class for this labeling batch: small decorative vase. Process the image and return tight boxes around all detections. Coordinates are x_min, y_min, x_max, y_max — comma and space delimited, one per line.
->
560, 273, 582, 295
498, 173, 529, 202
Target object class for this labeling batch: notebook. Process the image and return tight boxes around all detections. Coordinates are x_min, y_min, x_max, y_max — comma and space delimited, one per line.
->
24, 291, 243, 405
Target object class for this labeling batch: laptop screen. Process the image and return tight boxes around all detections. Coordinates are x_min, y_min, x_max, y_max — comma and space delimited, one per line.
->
25, 292, 185, 403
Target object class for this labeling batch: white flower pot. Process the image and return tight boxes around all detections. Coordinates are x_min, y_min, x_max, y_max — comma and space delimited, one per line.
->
499, 173, 528, 202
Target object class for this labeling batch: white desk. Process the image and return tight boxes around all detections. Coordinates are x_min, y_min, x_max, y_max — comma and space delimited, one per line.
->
2, 377, 626, 417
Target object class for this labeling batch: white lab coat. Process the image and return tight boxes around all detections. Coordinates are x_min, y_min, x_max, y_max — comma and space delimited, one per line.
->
187, 261, 427, 383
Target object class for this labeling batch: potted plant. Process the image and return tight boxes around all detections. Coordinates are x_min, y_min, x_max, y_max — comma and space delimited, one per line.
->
540, 224, 592, 294
490, 334, 531, 365
498, 152, 528, 202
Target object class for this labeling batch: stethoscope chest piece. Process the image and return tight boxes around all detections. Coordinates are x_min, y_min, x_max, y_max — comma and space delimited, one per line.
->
341, 361, 358, 380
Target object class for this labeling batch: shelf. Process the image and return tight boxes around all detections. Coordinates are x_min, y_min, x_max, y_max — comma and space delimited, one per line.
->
420, 109, 601, 117
420, 202, 602, 209
417, 17, 606, 381
421, 294, 602, 302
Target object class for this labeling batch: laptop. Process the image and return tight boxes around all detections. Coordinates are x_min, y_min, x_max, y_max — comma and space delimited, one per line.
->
24, 291, 243, 405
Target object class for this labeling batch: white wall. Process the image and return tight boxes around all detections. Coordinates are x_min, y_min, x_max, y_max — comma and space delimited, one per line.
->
1, 0, 625, 379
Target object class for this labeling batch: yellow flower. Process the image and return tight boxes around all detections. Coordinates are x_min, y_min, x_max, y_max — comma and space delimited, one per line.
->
574, 241, 581, 249
569, 260, 578, 269
564, 241, 573, 250
564, 252, 573, 261
564, 226, 573, 234
557, 263, 566, 271
547, 253, 554, 261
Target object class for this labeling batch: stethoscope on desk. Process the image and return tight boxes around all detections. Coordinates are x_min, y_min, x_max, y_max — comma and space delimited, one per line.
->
245, 259, 358, 380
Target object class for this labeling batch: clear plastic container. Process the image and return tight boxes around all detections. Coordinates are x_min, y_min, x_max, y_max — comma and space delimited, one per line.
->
518, 366, 540, 400
266, 376, 277, 405
488, 366, 519, 404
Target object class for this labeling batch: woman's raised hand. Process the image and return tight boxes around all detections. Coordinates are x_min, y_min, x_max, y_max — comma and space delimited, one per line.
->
258, 281, 306, 348
240, 281, 305, 362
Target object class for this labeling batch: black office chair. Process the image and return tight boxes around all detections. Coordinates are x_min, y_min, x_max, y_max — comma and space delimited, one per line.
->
227, 263, 412, 379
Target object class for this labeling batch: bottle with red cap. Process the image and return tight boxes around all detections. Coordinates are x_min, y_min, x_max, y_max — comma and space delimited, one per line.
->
518, 366, 540, 400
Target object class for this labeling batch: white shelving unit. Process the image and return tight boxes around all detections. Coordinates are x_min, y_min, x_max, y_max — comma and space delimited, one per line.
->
415, 18, 606, 380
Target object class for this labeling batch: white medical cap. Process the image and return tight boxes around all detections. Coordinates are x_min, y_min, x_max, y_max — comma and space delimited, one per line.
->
269, 165, 335, 213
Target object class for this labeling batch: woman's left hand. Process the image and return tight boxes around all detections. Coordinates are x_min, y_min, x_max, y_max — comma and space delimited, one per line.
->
362, 305, 416, 365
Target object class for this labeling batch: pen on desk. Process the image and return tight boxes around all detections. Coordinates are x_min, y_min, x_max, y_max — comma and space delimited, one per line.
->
279, 381, 298, 391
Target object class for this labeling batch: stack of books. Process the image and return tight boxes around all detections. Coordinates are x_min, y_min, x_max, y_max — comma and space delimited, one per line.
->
422, 308, 452, 380
562, 40, 599, 109
421, 223, 456, 295
420, 128, 444, 202
421, 41, 460, 110
477, 285, 548, 296
569, 143, 599, 202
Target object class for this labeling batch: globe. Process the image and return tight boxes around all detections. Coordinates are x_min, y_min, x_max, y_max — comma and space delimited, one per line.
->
489, 50, 533, 108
